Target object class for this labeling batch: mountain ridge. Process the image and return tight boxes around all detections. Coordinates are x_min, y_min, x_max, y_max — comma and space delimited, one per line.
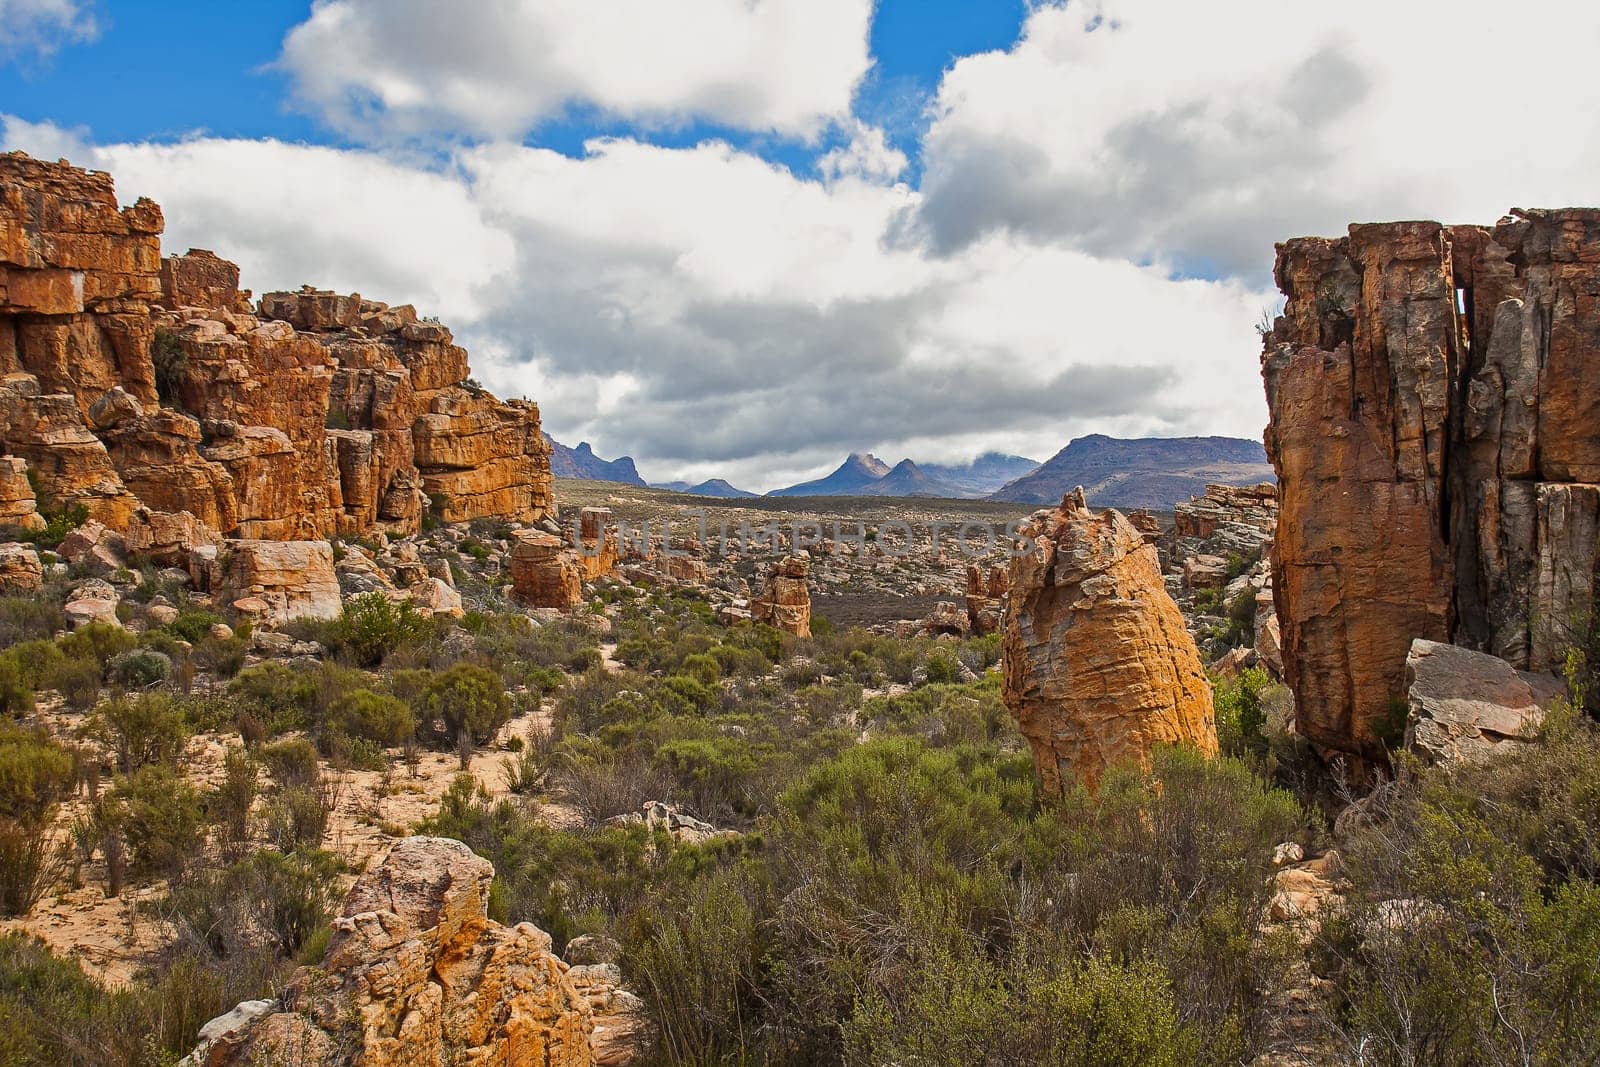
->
988, 434, 1273, 510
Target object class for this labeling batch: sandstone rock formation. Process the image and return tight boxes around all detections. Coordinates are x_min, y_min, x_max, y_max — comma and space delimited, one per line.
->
0, 153, 552, 542
751, 554, 812, 638
218, 540, 341, 625
1002, 489, 1218, 794
1403, 639, 1561, 766
1262, 210, 1600, 764
511, 530, 585, 610
965, 562, 1008, 636
0, 542, 41, 593
185, 837, 597, 1067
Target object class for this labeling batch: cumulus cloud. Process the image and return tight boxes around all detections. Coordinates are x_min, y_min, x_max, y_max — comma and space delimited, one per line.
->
2, 117, 1271, 490
916, 0, 1600, 277
0, 0, 97, 64
818, 120, 908, 183
277, 0, 873, 142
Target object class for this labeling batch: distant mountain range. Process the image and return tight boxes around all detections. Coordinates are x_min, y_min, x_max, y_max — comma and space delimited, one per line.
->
988, 434, 1274, 510
652, 478, 759, 499
545, 433, 1273, 509
544, 434, 646, 486
767, 451, 1039, 499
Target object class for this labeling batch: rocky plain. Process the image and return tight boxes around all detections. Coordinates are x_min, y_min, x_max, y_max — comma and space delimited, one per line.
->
2, 151, 1599, 1067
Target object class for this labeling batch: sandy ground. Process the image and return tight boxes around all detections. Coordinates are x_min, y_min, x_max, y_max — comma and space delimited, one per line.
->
1, 679, 592, 986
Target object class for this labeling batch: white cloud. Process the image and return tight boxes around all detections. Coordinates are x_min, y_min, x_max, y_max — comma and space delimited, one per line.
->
2, 118, 1273, 490
917, 0, 1600, 277
277, 0, 874, 142
0, 0, 97, 64
818, 120, 908, 183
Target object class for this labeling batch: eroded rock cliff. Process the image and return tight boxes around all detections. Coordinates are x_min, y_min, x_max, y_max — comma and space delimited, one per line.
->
1002, 489, 1218, 794
0, 152, 552, 542
185, 837, 603, 1067
1263, 209, 1600, 765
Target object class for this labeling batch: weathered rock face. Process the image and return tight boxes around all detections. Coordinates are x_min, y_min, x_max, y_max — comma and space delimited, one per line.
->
510, 530, 585, 610
1173, 482, 1277, 542
965, 562, 1008, 636
186, 837, 597, 1067
0, 455, 42, 531
751, 554, 812, 638
1403, 639, 1561, 767
0, 542, 41, 593
0, 153, 553, 542
219, 540, 341, 625
1003, 489, 1218, 794
1262, 210, 1600, 764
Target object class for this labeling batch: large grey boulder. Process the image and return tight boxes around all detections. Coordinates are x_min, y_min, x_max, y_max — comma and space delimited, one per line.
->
1403, 639, 1562, 766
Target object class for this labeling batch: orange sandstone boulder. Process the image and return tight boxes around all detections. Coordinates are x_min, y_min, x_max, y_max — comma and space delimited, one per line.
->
1003, 489, 1217, 794
510, 530, 585, 610
752, 554, 812, 637
183, 837, 597, 1067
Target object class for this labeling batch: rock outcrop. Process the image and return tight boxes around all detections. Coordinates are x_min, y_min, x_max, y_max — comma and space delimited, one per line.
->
184, 837, 597, 1067
0, 153, 552, 542
965, 562, 1008, 636
510, 530, 585, 610
751, 554, 812, 638
1262, 210, 1600, 765
1403, 640, 1561, 766
1002, 489, 1218, 794
218, 540, 342, 625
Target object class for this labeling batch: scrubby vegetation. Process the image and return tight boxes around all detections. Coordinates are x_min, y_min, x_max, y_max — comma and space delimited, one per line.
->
1, 572, 1599, 1066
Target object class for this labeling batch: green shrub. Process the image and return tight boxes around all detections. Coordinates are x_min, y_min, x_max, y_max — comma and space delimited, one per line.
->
1316, 724, 1600, 1063
1213, 667, 1270, 757
0, 933, 153, 1065
107, 649, 171, 688
165, 848, 341, 959
324, 688, 415, 747
87, 693, 190, 774
46, 654, 101, 710
264, 788, 328, 852
110, 765, 204, 878
0, 596, 65, 647
260, 737, 320, 791
0, 653, 33, 716
2, 640, 63, 690
194, 633, 247, 677
228, 662, 315, 737
0, 726, 75, 916
627, 867, 765, 1063
923, 649, 963, 686
210, 748, 257, 854
418, 663, 509, 746
59, 622, 136, 668
163, 606, 222, 644
332, 592, 431, 666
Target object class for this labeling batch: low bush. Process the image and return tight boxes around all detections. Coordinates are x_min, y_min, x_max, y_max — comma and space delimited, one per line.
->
109, 764, 205, 878
0, 725, 74, 916
108, 649, 171, 688
417, 663, 509, 747
86, 693, 190, 774
330, 592, 431, 667
323, 688, 415, 748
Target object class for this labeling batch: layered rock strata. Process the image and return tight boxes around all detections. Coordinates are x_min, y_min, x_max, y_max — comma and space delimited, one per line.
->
1262, 210, 1600, 764
751, 554, 812, 638
184, 837, 598, 1067
0, 152, 551, 543
1002, 489, 1218, 794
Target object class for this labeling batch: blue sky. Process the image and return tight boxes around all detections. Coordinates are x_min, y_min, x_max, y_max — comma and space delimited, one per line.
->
0, 0, 1029, 179
3, 0, 1596, 490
